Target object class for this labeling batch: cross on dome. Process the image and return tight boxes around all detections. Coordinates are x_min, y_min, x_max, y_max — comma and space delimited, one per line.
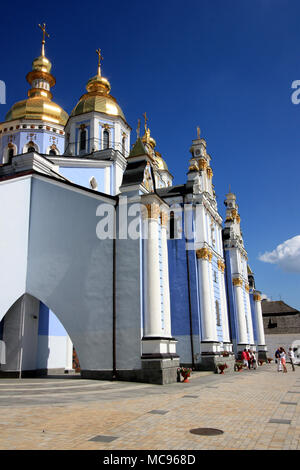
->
96, 48, 103, 76
38, 23, 50, 56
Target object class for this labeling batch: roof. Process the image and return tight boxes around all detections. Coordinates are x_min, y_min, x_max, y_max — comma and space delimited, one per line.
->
262, 300, 300, 317
157, 184, 192, 198
121, 159, 148, 186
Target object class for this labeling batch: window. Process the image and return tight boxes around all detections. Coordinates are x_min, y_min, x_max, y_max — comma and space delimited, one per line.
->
49, 149, 57, 156
169, 211, 175, 239
103, 129, 109, 149
122, 136, 126, 155
216, 300, 221, 326
214, 271, 217, 283
27, 147, 35, 153
80, 129, 86, 151
8, 147, 14, 159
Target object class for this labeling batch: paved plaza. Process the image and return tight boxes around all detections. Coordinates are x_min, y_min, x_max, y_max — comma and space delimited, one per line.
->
0, 363, 299, 450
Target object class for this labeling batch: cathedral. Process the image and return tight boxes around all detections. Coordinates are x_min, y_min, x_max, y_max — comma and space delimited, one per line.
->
0, 26, 267, 384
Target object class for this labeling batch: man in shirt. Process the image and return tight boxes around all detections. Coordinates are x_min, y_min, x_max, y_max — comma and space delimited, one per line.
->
288, 348, 295, 372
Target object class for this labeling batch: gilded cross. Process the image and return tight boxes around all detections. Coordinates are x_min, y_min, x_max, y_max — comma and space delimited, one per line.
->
96, 48, 103, 75
38, 23, 50, 56
143, 112, 148, 132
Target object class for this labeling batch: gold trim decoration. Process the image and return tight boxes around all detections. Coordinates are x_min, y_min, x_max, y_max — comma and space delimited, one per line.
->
217, 259, 225, 273
144, 203, 160, 220
232, 277, 243, 287
196, 248, 209, 260
231, 209, 238, 218
206, 167, 213, 179
236, 215, 241, 224
160, 211, 168, 227
188, 159, 199, 172
198, 158, 207, 170
245, 283, 250, 293
253, 293, 262, 302
196, 247, 213, 261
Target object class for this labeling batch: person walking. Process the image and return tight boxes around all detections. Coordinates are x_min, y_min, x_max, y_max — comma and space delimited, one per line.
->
251, 350, 257, 370
280, 347, 287, 373
275, 347, 282, 372
288, 347, 295, 372
242, 349, 248, 368
246, 349, 251, 369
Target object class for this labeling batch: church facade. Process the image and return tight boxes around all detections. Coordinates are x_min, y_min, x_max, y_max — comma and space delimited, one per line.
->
0, 29, 267, 384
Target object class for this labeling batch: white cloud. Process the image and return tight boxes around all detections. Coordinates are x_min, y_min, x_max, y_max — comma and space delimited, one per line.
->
259, 235, 300, 273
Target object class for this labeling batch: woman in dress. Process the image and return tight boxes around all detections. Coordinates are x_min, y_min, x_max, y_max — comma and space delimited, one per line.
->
280, 347, 287, 373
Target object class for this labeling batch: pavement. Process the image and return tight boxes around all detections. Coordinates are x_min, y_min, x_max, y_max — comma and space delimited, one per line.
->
0, 363, 299, 450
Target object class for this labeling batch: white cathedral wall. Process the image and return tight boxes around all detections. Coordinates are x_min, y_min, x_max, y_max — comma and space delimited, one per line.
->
0, 177, 31, 322
26, 176, 116, 371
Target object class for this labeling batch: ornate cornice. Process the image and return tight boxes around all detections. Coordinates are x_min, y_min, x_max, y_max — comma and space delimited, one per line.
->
253, 293, 262, 302
143, 202, 160, 219
232, 277, 243, 287
196, 247, 213, 262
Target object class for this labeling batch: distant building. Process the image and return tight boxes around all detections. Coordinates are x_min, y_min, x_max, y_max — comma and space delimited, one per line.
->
262, 300, 300, 355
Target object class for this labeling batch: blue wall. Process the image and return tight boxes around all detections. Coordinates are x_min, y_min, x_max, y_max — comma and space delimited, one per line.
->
38, 302, 68, 337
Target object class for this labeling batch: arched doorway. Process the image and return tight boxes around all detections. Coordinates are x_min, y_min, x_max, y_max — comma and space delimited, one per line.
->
0, 294, 81, 378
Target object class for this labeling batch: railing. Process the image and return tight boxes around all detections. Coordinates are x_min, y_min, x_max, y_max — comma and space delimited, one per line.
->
64, 138, 130, 158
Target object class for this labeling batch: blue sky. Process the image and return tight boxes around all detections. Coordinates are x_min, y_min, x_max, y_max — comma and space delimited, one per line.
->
1, 0, 300, 309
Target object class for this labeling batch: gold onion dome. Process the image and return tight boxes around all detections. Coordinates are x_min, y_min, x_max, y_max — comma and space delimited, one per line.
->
5, 24, 68, 126
155, 151, 169, 171
70, 49, 126, 121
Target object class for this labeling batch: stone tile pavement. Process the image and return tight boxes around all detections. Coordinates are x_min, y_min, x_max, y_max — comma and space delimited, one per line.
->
0, 364, 299, 450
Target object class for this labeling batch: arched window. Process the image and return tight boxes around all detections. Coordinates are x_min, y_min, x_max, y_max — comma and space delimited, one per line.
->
122, 136, 126, 155
27, 146, 36, 153
103, 129, 109, 149
8, 147, 14, 159
49, 149, 57, 156
169, 211, 175, 239
80, 129, 86, 152
216, 300, 221, 326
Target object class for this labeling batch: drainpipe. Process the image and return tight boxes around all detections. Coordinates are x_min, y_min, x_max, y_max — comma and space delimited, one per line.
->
112, 199, 118, 380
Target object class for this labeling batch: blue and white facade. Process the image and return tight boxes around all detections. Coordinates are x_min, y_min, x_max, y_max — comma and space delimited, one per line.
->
0, 42, 267, 383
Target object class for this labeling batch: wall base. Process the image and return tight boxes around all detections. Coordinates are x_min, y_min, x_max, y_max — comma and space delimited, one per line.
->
82, 356, 180, 385
0, 368, 74, 378
185, 354, 236, 372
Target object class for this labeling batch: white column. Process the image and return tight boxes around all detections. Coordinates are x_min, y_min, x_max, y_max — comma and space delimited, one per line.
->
254, 293, 266, 347
245, 287, 255, 345
218, 262, 231, 343
65, 335, 73, 371
197, 248, 217, 342
195, 203, 206, 245
233, 278, 248, 345
160, 211, 171, 338
143, 203, 162, 337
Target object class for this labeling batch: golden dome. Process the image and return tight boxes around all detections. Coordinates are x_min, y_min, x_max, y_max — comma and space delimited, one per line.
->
32, 54, 52, 73
155, 151, 169, 171
71, 92, 125, 121
5, 97, 68, 125
5, 29, 68, 126
71, 48, 126, 122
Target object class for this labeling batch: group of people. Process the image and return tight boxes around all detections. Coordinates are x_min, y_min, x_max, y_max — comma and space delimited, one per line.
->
241, 349, 257, 369
275, 347, 295, 373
